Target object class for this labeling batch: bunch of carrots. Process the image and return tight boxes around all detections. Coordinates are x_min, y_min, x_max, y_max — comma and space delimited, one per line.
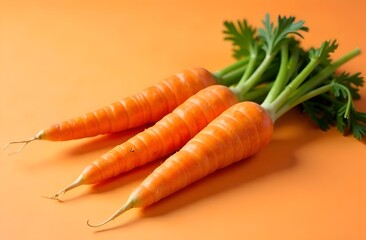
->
4, 14, 365, 227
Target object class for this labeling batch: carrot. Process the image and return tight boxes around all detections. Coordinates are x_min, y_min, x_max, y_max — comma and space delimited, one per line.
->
86, 101, 273, 227
49, 85, 240, 199
3, 67, 218, 152
49, 14, 307, 199
86, 15, 365, 227
4, 12, 293, 155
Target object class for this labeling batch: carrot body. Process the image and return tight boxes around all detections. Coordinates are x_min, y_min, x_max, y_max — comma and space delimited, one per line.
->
128, 101, 273, 207
51, 85, 239, 198
81, 85, 239, 184
40, 67, 216, 141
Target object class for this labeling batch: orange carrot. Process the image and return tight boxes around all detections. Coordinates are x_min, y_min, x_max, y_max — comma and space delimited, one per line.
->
49, 85, 240, 199
86, 101, 273, 227
4, 67, 217, 152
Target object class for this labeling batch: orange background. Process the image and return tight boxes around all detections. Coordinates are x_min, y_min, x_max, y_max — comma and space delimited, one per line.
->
1, 0, 366, 239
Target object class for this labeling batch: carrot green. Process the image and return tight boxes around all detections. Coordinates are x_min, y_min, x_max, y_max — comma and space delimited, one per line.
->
223, 14, 365, 139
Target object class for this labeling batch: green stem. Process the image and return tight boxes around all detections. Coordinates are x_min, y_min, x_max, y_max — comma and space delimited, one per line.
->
288, 48, 361, 101
214, 58, 248, 84
234, 53, 276, 100
238, 49, 258, 84
242, 82, 274, 101
262, 43, 289, 105
282, 45, 301, 88
266, 48, 361, 122
274, 84, 332, 120
263, 56, 320, 114
217, 65, 247, 86
332, 83, 352, 118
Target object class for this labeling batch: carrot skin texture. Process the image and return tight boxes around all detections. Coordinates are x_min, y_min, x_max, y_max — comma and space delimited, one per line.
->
40, 67, 217, 141
77, 85, 240, 184
129, 102, 273, 208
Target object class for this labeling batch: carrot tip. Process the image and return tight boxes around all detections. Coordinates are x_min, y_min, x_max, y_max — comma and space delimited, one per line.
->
3, 140, 32, 155
86, 198, 135, 228
43, 191, 65, 201
45, 175, 84, 201
86, 218, 114, 228
3, 131, 43, 155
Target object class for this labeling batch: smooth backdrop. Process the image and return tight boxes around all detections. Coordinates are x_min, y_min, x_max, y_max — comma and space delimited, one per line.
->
1, 1, 365, 239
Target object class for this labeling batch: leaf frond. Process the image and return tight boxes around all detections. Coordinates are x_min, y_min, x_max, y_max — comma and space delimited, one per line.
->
259, 14, 308, 54
223, 19, 258, 59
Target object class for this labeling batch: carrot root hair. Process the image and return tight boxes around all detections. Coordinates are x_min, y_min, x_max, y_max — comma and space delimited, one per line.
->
87, 198, 135, 228
3, 131, 44, 155
45, 175, 85, 201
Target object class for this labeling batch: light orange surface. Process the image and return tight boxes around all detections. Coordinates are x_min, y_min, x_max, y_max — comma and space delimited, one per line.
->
1, 1, 366, 239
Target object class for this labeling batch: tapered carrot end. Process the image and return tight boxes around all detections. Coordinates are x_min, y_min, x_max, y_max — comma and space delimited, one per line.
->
3, 131, 44, 155
43, 190, 66, 201
86, 197, 135, 228
46, 175, 85, 201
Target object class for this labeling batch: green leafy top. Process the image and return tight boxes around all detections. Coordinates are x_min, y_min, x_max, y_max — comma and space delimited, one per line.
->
220, 14, 365, 140
259, 14, 308, 54
220, 14, 309, 99
303, 72, 366, 139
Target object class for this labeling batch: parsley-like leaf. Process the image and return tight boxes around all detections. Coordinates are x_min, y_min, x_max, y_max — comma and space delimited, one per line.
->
331, 84, 366, 139
334, 99, 366, 140
302, 97, 335, 131
309, 40, 338, 64
334, 72, 364, 99
351, 112, 366, 139
259, 14, 309, 54
223, 19, 258, 60
322, 80, 366, 139
299, 69, 366, 140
